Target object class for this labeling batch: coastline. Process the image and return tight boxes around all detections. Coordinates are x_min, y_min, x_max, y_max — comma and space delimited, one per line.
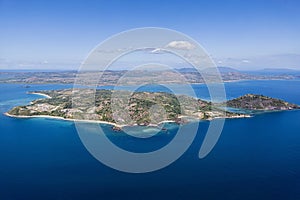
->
4, 112, 193, 128
4, 112, 124, 128
29, 92, 52, 99
4, 112, 251, 129
5, 90, 275, 128
0, 77, 297, 86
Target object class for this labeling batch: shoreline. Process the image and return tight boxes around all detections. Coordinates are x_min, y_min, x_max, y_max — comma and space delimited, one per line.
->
4, 112, 185, 128
4, 112, 252, 128
3, 112, 195, 128
29, 92, 52, 99
4, 112, 125, 128
0, 77, 298, 87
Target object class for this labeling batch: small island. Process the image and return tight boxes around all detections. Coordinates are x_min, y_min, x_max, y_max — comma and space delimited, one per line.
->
226, 94, 300, 111
5, 89, 299, 130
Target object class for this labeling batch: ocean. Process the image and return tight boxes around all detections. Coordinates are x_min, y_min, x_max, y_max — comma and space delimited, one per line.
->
0, 80, 300, 199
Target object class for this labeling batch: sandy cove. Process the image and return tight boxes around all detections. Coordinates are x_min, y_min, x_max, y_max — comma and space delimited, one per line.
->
29, 92, 52, 99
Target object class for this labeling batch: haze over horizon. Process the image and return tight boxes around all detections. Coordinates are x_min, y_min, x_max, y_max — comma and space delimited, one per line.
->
1, 0, 300, 70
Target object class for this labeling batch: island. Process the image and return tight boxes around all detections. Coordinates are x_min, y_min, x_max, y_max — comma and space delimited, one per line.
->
0, 68, 297, 85
5, 89, 299, 130
226, 94, 300, 111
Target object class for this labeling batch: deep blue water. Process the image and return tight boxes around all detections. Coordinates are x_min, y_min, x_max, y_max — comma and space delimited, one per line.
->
0, 80, 300, 199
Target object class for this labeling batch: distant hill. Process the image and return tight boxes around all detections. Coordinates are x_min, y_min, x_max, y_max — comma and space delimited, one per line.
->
243, 68, 300, 75
260, 68, 300, 74
217, 66, 240, 73
176, 66, 239, 73
175, 68, 197, 73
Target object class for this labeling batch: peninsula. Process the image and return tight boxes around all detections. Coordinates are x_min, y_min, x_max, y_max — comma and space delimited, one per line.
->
5, 89, 299, 129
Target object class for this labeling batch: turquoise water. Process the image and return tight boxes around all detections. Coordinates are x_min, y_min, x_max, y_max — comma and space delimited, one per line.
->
0, 80, 300, 199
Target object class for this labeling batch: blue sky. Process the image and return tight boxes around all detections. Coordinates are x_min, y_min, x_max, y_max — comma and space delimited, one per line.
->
0, 0, 300, 70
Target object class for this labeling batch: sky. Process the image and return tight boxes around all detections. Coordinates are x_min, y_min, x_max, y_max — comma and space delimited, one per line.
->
0, 0, 300, 70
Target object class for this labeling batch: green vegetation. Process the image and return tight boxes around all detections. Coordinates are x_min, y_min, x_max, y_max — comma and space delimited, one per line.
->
226, 94, 300, 110
6, 90, 299, 126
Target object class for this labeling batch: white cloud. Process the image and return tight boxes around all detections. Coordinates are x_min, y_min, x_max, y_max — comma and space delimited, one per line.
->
150, 48, 167, 54
165, 40, 195, 50
242, 59, 250, 63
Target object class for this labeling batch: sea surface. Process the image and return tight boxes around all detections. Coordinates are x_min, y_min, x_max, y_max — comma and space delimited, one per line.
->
0, 80, 300, 199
